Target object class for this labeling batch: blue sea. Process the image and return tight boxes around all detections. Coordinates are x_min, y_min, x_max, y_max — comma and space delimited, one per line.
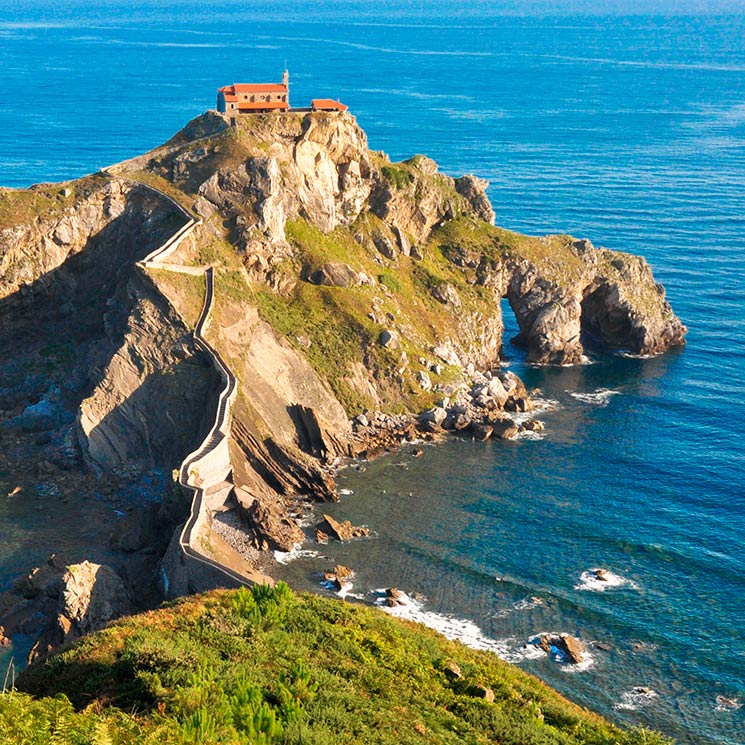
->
1, 3, 743, 743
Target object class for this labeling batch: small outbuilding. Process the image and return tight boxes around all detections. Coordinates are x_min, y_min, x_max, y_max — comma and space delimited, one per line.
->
311, 99, 348, 112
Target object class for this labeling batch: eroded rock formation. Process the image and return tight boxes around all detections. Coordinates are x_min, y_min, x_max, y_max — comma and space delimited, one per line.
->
505, 238, 686, 364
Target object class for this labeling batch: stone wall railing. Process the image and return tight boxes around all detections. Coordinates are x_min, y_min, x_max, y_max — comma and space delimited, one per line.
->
124, 178, 254, 591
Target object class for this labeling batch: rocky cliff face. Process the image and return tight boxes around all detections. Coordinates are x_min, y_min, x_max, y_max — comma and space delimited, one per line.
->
504, 237, 686, 364
0, 175, 219, 659
122, 109, 683, 557
157, 114, 494, 285
78, 272, 219, 474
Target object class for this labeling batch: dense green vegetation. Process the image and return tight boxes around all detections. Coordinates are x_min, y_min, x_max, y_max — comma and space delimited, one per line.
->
381, 163, 415, 190
7, 585, 671, 745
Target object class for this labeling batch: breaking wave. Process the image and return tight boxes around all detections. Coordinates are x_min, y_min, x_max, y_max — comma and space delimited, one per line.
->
568, 388, 621, 406
273, 546, 322, 565
614, 687, 659, 711
575, 569, 639, 592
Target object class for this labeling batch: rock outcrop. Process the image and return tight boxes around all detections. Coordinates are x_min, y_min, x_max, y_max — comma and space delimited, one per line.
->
504, 238, 686, 364
154, 112, 682, 371
239, 497, 305, 552
29, 561, 131, 661
537, 633, 586, 664
321, 514, 370, 542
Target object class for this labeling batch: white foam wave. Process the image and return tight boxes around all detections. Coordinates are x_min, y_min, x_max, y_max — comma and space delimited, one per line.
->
273, 546, 320, 565
535, 355, 595, 368
514, 596, 545, 611
559, 650, 595, 673
714, 695, 742, 712
492, 596, 544, 618
614, 687, 659, 711
321, 578, 355, 599
532, 397, 560, 412
373, 592, 594, 669
568, 388, 620, 406
616, 351, 658, 360
338, 488, 354, 496
503, 396, 558, 432
373, 590, 529, 662
520, 643, 548, 660
294, 511, 317, 529
526, 633, 596, 672
575, 569, 638, 592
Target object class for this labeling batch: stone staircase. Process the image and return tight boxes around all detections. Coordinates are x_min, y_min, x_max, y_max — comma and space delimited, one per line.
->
114, 176, 260, 591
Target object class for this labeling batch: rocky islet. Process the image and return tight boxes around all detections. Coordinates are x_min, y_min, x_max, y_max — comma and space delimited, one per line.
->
0, 108, 685, 662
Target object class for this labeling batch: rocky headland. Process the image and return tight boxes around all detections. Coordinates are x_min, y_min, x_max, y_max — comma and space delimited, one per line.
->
0, 109, 685, 660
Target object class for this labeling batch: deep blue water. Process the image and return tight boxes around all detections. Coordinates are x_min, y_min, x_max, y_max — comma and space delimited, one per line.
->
1, 3, 743, 743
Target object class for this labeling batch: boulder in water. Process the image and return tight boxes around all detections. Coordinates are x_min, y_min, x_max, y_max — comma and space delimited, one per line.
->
558, 634, 585, 664
322, 514, 369, 542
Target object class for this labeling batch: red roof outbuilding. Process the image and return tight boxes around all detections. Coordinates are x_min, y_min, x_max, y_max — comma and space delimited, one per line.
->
311, 99, 348, 112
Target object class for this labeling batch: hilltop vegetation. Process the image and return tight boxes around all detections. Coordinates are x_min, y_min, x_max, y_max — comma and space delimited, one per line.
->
6, 585, 671, 745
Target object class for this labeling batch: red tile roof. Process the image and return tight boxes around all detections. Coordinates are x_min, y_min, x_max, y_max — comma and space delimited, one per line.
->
232, 83, 288, 94
223, 94, 238, 102
311, 99, 348, 112
237, 100, 290, 111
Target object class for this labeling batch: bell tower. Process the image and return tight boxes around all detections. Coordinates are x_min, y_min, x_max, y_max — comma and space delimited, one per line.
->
282, 68, 290, 107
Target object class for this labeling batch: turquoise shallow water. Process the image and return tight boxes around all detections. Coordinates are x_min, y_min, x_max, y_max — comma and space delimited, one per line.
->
1, 3, 744, 743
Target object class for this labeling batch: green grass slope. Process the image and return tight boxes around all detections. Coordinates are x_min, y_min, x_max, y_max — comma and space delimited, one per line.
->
7, 584, 671, 745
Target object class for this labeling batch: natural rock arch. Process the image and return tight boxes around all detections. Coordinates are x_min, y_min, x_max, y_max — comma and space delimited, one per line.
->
580, 281, 636, 352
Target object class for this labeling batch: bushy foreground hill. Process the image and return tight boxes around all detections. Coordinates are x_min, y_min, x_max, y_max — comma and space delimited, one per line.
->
4, 584, 670, 745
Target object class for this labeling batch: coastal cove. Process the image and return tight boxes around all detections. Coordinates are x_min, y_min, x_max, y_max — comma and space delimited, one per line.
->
277, 342, 741, 745
1, 4, 744, 745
